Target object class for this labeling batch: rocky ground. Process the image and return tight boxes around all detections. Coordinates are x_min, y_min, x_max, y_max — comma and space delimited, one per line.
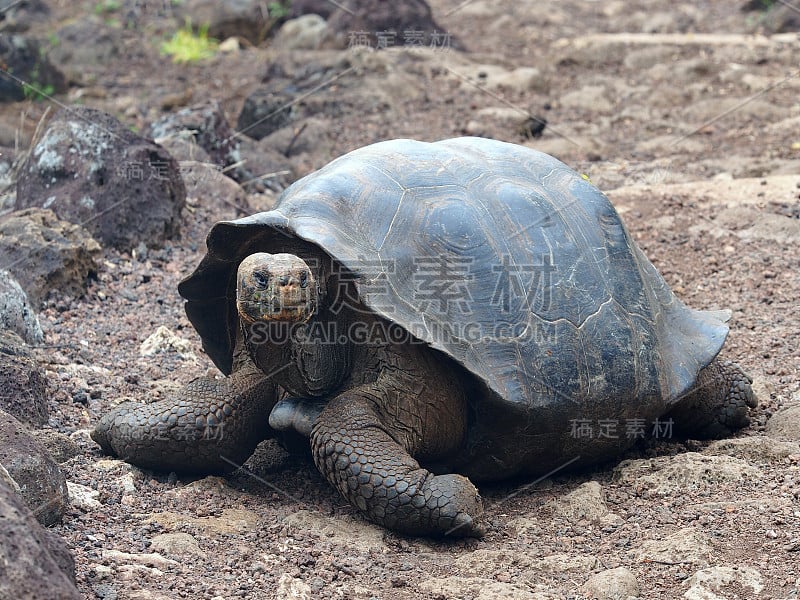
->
0, 0, 799, 599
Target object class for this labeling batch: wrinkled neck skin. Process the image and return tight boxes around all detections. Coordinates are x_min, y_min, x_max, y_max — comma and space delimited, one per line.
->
241, 246, 353, 398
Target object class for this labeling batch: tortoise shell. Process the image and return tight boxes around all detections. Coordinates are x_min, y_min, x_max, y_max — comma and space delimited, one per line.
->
179, 137, 728, 473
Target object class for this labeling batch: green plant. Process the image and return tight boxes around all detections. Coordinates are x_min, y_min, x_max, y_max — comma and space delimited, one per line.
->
22, 80, 55, 101
20, 62, 55, 101
93, 0, 121, 15
268, 0, 290, 19
160, 21, 219, 63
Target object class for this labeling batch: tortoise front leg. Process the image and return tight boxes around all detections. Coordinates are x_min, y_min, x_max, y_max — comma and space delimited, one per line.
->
311, 386, 484, 537
91, 361, 277, 474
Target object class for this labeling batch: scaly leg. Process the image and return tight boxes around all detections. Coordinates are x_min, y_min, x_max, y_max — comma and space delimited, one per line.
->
91, 361, 277, 473
311, 386, 484, 537
666, 359, 757, 439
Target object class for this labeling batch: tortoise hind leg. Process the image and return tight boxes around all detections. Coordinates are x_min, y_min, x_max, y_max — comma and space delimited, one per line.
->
91, 361, 278, 473
665, 358, 757, 439
311, 385, 484, 537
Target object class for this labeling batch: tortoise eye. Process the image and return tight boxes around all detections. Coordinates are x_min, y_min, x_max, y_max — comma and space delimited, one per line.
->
253, 271, 269, 289
299, 272, 308, 288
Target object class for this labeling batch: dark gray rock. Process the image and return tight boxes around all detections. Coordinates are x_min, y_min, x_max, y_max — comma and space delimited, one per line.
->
0, 34, 67, 102
0, 478, 80, 599
288, 0, 336, 19
741, 0, 771, 9
49, 17, 122, 83
0, 408, 68, 526
156, 135, 213, 165
237, 135, 294, 192
0, 269, 44, 344
29, 430, 81, 464
172, 0, 278, 45
323, 0, 460, 50
761, 5, 800, 33
42, 527, 78, 585
180, 160, 250, 215
0, 208, 100, 305
148, 100, 250, 184
260, 117, 330, 158
742, 0, 799, 31
260, 53, 401, 123
0, 330, 49, 427
16, 107, 186, 251
0, 0, 50, 33
236, 88, 294, 141
0, 268, 43, 344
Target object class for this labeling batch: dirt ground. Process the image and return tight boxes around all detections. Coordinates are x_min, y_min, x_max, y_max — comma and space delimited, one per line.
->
4, 0, 799, 598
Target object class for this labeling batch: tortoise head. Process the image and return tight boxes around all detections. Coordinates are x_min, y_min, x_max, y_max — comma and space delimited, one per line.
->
236, 252, 318, 324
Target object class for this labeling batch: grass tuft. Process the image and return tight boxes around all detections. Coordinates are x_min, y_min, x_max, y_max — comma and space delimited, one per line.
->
160, 22, 219, 64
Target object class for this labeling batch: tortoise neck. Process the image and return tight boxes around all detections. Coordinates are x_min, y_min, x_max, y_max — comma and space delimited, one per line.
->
243, 299, 353, 398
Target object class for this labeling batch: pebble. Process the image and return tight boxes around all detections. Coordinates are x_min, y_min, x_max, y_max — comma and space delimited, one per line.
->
116, 473, 138, 493
101, 549, 178, 570
93, 583, 118, 600
273, 15, 327, 50
684, 565, 764, 598
613, 453, 761, 496
67, 481, 101, 510
93, 564, 113, 579
549, 481, 612, 522
276, 574, 312, 600
581, 567, 640, 599
218, 37, 240, 53
635, 528, 712, 567
765, 404, 800, 441
139, 326, 197, 360
149, 532, 204, 557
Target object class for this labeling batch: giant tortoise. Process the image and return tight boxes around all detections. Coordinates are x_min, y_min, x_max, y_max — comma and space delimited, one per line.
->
92, 137, 756, 536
